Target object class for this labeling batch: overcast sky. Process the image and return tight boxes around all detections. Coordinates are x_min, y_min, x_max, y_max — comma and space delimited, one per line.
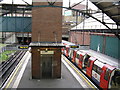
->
0, 0, 98, 9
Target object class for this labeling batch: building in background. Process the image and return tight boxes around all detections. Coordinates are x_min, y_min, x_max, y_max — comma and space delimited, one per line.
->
69, 13, 119, 59
0, 4, 31, 44
62, 3, 95, 41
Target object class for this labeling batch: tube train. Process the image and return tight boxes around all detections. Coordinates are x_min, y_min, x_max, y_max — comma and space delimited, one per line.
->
62, 40, 120, 89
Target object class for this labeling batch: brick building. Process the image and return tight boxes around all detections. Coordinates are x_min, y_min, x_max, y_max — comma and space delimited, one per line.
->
30, 0, 63, 79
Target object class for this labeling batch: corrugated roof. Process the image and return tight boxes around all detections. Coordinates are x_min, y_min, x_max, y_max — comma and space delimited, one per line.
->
89, 0, 120, 25
71, 3, 86, 10
71, 13, 117, 30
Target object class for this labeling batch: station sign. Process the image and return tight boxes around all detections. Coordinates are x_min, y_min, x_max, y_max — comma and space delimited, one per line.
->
70, 45, 79, 48
18, 45, 29, 50
41, 51, 54, 54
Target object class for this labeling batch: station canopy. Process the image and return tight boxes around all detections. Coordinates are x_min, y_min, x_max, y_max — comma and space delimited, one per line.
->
89, 0, 120, 26
71, 13, 118, 33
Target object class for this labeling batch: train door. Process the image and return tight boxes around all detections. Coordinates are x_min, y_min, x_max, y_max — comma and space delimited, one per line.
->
80, 53, 85, 69
66, 47, 69, 57
92, 60, 104, 86
41, 55, 53, 79
69, 49, 73, 60
100, 64, 116, 88
75, 51, 85, 69
63, 48, 66, 55
68, 49, 71, 59
72, 50, 77, 63
86, 57, 96, 78
82, 54, 90, 73
75, 53, 80, 66
61, 48, 64, 54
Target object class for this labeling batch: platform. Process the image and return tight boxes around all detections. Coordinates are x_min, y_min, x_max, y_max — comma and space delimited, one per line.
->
2, 51, 96, 89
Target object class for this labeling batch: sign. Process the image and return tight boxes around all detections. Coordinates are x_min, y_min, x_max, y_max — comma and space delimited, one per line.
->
18, 45, 29, 49
70, 45, 79, 48
41, 51, 54, 54
64, 10, 72, 16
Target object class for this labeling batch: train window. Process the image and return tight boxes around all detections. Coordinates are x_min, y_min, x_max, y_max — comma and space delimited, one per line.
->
84, 54, 90, 67
87, 60, 91, 67
93, 64, 97, 72
104, 69, 111, 81
97, 67, 102, 75
93, 65, 102, 75
70, 50, 73, 58
79, 55, 83, 61
76, 54, 79, 59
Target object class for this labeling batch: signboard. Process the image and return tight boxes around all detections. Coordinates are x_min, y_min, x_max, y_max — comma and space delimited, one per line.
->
70, 45, 79, 48
41, 51, 54, 54
64, 10, 72, 16
18, 45, 29, 50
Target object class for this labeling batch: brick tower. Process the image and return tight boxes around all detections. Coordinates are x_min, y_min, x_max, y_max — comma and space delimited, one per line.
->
30, 0, 63, 79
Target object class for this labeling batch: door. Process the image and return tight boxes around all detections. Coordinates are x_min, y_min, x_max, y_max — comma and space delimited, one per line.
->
41, 55, 53, 79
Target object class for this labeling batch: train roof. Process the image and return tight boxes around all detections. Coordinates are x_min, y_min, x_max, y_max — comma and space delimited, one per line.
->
80, 50, 119, 69
62, 40, 75, 45
77, 50, 85, 55
94, 60, 105, 68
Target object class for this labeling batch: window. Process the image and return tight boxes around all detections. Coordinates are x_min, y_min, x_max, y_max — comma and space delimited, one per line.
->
76, 54, 79, 59
70, 50, 73, 58
79, 55, 83, 61
93, 64, 102, 75
87, 60, 91, 67
104, 69, 111, 81
93, 64, 97, 72
97, 67, 102, 75
84, 54, 90, 67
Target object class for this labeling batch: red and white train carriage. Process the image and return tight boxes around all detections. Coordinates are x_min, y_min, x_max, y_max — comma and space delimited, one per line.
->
62, 40, 120, 89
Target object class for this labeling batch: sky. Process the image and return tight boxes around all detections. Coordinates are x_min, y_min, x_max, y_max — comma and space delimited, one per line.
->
0, 0, 98, 9
0, 0, 98, 15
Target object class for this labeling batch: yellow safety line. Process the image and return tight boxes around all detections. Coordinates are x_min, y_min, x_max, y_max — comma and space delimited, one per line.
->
4, 55, 25, 89
63, 56, 96, 89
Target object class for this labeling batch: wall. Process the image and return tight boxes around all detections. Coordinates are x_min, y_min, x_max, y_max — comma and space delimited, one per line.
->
90, 35, 103, 53
32, 2, 62, 42
31, 47, 61, 79
31, 1, 63, 79
69, 31, 119, 60
69, 31, 90, 45
105, 36, 119, 59
90, 34, 120, 59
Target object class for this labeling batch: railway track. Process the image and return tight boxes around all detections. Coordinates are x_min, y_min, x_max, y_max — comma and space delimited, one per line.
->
0, 51, 26, 88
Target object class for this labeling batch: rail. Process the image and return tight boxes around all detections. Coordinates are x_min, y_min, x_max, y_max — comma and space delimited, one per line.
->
0, 51, 26, 88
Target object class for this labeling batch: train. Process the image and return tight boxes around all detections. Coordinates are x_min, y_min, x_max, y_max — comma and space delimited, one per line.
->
62, 40, 120, 89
